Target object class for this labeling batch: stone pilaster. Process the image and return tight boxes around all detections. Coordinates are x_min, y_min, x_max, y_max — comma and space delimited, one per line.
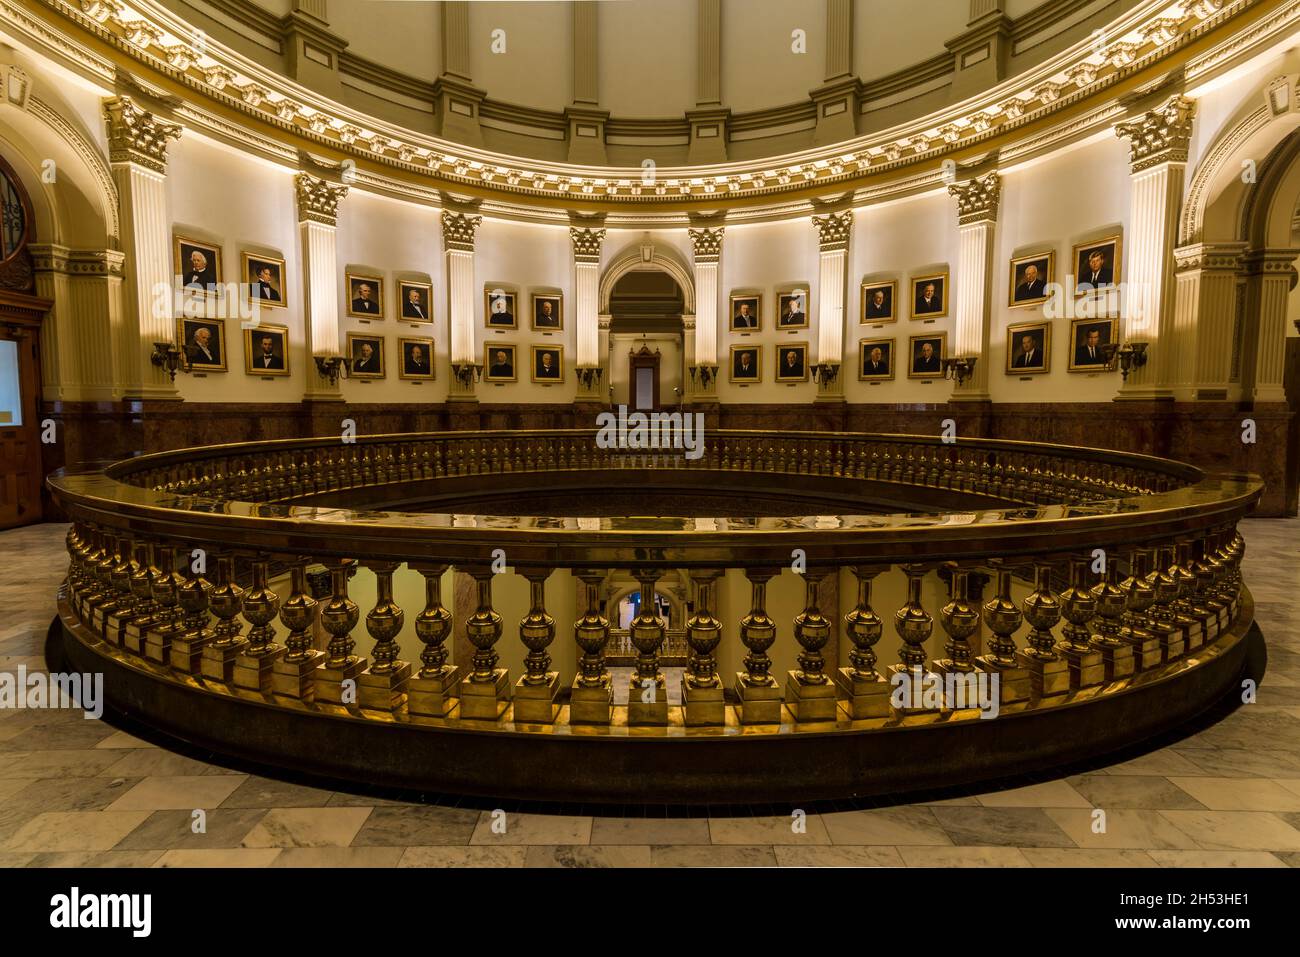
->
945, 1, 1013, 100
443, 209, 483, 400
566, 1, 607, 164
948, 171, 1000, 401
30, 245, 124, 403
295, 172, 347, 400
811, 210, 852, 401
689, 0, 727, 163
571, 221, 606, 400
1240, 248, 1300, 405
810, 0, 857, 144
434, 1, 485, 146
1172, 242, 1246, 401
279, 0, 346, 99
687, 225, 724, 401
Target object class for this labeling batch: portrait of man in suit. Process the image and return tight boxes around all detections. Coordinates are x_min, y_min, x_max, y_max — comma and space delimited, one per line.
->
243, 254, 285, 310
176, 238, 221, 294
908, 335, 945, 378
1007, 323, 1049, 374
776, 344, 808, 381
730, 346, 760, 381
862, 282, 895, 322
1010, 253, 1053, 306
778, 291, 807, 328
533, 295, 563, 331
486, 290, 516, 328
347, 274, 383, 318
243, 324, 289, 376
348, 334, 384, 378
532, 346, 563, 382
1074, 238, 1121, 293
730, 296, 761, 331
1069, 319, 1115, 371
179, 318, 226, 372
859, 339, 893, 380
911, 274, 947, 319
399, 338, 434, 379
401, 283, 431, 322
485, 346, 516, 381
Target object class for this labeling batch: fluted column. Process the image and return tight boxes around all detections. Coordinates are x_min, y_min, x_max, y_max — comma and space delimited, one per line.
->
1171, 242, 1246, 400
104, 96, 181, 400
811, 211, 851, 400
443, 210, 484, 399
572, 224, 606, 400
687, 225, 723, 400
947, 171, 1000, 400
1114, 95, 1195, 399
1241, 248, 1300, 404
296, 173, 348, 398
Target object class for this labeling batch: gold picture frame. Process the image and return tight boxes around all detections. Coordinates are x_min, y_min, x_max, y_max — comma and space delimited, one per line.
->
860, 280, 897, 324
176, 317, 228, 373
858, 337, 895, 380
530, 344, 564, 383
484, 342, 517, 382
243, 322, 290, 377
1006, 321, 1051, 375
242, 251, 286, 311
398, 337, 435, 380
907, 332, 946, 378
346, 332, 385, 379
910, 271, 948, 320
774, 342, 809, 381
1008, 251, 1054, 308
345, 271, 384, 319
729, 343, 762, 382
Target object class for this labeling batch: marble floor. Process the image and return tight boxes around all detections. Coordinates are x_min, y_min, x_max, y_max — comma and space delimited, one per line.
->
2, 519, 1299, 868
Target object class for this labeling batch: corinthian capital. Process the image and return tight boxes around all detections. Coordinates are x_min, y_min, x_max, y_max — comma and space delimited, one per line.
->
810, 211, 852, 251
570, 227, 606, 263
1115, 95, 1196, 172
948, 171, 1000, 225
441, 210, 483, 252
103, 96, 181, 174
688, 226, 725, 262
294, 173, 348, 226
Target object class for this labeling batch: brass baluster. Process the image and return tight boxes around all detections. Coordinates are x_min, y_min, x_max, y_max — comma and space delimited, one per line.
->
570, 568, 613, 725
124, 540, 162, 655
1171, 540, 1205, 651
95, 533, 133, 641
1191, 533, 1228, 639
1056, 555, 1104, 688
891, 564, 937, 713
314, 558, 368, 706
976, 560, 1030, 704
1119, 548, 1162, 671
201, 553, 246, 683
1018, 560, 1069, 696
358, 561, 410, 712
788, 567, 837, 722
837, 564, 892, 717
144, 545, 187, 664
1143, 545, 1185, 663
627, 568, 669, 726
734, 567, 782, 724
1088, 552, 1135, 680
459, 566, 510, 720
233, 554, 283, 692
513, 570, 559, 723
271, 558, 324, 699
682, 568, 725, 726
932, 565, 982, 708
408, 563, 460, 718
170, 546, 212, 674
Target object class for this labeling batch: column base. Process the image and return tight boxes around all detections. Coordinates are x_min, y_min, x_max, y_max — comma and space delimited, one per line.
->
513, 672, 560, 724
459, 669, 511, 720
681, 676, 726, 726
834, 667, 892, 719
272, 650, 326, 700
313, 656, 369, 706
627, 676, 669, 726
733, 673, 782, 724
200, 641, 247, 683
784, 671, 837, 722
168, 634, 208, 674
233, 647, 285, 693
407, 665, 463, 718
358, 661, 412, 712
1015, 651, 1069, 697
974, 655, 1031, 704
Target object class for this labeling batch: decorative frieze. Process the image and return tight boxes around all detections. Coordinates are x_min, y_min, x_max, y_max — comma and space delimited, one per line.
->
441, 210, 483, 252
688, 226, 725, 262
811, 211, 852, 251
1115, 95, 1196, 172
103, 96, 180, 174
294, 173, 348, 226
948, 171, 1001, 224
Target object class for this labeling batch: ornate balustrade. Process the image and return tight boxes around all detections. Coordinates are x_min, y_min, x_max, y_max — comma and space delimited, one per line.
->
46, 429, 1263, 803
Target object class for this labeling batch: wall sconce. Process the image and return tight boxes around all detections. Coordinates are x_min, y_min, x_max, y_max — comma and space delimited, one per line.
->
1103, 341, 1148, 381
812, 361, 840, 385
576, 366, 603, 389
941, 355, 978, 387
150, 341, 189, 382
451, 361, 483, 387
313, 355, 349, 385
688, 364, 718, 387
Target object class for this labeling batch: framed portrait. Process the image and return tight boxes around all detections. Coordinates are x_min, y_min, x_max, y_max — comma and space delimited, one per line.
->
858, 338, 895, 380
346, 271, 384, 318
175, 236, 222, 297
729, 344, 761, 382
399, 281, 433, 323
861, 280, 896, 323
910, 272, 948, 319
347, 333, 385, 378
398, 337, 435, 380
776, 288, 809, 329
484, 343, 517, 382
1006, 321, 1051, 375
907, 333, 946, 379
532, 293, 563, 331
1073, 236, 1122, 295
1068, 317, 1117, 372
244, 322, 290, 376
775, 343, 809, 381
176, 317, 227, 373
242, 252, 285, 310
485, 288, 517, 328
729, 294, 761, 331
1008, 251, 1054, 308
531, 345, 564, 383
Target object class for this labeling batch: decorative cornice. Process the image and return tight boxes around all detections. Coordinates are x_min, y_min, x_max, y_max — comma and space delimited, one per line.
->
294, 172, 347, 225
1114, 94, 1197, 172
1173, 241, 1248, 271
102, 94, 180, 173
811, 211, 852, 251
29, 243, 126, 275
948, 171, 1001, 224
441, 210, 482, 252
569, 226, 606, 262
688, 226, 725, 262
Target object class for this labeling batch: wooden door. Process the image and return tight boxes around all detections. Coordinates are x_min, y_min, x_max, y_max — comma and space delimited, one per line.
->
629, 345, 661, 411
0, 313, 43, 528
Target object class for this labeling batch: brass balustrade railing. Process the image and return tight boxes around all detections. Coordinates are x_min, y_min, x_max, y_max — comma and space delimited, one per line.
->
49, 430, 1260, 743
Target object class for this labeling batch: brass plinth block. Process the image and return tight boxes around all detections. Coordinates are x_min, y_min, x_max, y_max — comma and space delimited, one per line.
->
1094, 642, 1136, 681
887, 664, 940, 715
1156, 627, 1185, 663
1127, 636, 1164, 671
200, 640, 245, 683
314, 656, 368, 706
835, 667, 893, 718
1015, 651, 1070, 697
407, 666, 462, 718
123, 618, 158, 654
785, 670, 838, 722
105, 611, 132, 647
569, 674, 613, 725
733, 672, 783, 724
169, 634, 208, 674
234, 647, 285, 693
627, 675, 669, 726
459, 668, 510, 720
1057, 645, 1105, 689
143, 630, 174, 665
272, 649, 326, 700
974, 656, 1031, 704
359, 661, 412, 712
681, 678, 726, 726
513, 671, 560, 724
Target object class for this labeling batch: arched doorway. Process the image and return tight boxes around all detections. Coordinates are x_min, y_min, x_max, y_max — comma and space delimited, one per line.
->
607, 268, 685, 410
